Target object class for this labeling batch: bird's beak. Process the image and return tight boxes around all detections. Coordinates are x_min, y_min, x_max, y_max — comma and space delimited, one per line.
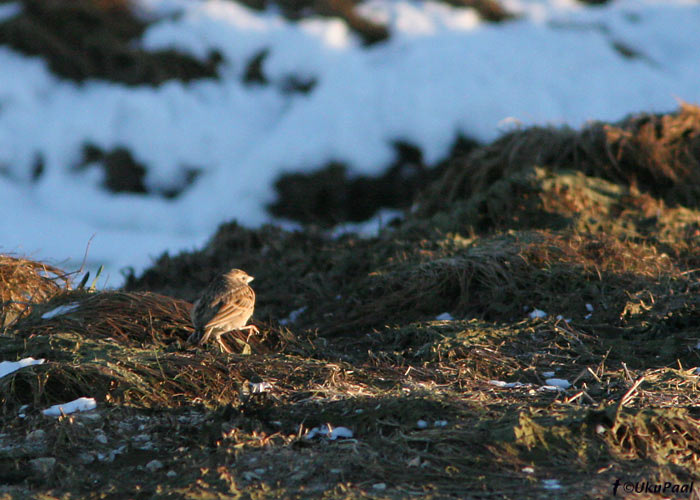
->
247, 276, 255, 283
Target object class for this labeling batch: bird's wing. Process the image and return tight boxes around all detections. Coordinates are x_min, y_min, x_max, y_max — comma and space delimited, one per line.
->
204, 284, 255, 330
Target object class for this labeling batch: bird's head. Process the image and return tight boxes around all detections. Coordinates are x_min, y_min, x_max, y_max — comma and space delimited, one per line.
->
224, 268, 254, 284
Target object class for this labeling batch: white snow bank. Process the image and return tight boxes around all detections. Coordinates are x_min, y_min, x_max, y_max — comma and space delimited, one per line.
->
0, 0, 699, 284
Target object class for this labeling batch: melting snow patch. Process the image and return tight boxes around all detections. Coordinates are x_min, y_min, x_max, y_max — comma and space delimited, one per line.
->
42, 397, 97, 416
97, 445, 127, 463
0, 357, 45, 379
542, 479, 562, 490
529, 309, 547, 319
434, 420, 448, 427
540, 385, 566, 392
435, 312, 454, 321
0, 2, 21, 22
585, 303, 594, 312
416, 419, 428, 429
249, 381, 273, 393
541, 371, 555, 378
329, 426, 353, 440
41, 303, 79, 319
279, 306, 307, 326
545, 378, 571, 389
304, 424, 353, 440
489, 380, 531, 389
331, 209, 404, 239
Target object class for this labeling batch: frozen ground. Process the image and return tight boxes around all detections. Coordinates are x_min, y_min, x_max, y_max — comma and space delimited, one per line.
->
1, 0, 699, 287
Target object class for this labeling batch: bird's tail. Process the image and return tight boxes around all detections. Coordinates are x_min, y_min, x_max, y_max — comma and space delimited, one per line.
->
187, 328, 205, 345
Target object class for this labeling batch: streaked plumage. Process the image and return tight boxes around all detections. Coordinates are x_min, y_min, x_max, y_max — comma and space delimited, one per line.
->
188, 269, 258, 353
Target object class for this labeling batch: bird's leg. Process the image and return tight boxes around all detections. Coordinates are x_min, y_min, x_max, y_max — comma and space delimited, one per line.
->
197, 327, 213, 346
217, 336, 233, 354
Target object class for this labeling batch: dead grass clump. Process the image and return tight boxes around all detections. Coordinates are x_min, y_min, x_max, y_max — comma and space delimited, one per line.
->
0, 332, 245, 411
21, 290, 194, 346
319, 235, 521, 334
0, 0, 221, 85
518, 231, 676, 281
420, 104, 700, 217
607, 408, 700, 473
316, 230, 689, 336
0, 255, 70, 330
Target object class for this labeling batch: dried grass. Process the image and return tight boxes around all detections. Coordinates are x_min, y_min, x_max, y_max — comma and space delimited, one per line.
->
420, 103, 700, 215
0, 255, 71, 330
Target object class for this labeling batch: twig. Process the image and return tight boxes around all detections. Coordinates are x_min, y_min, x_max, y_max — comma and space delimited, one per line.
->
619, 376, 645, 408
587, 367, 602, 384
621, 361, 633, 383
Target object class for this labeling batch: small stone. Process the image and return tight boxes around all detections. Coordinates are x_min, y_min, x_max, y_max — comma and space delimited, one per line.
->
146, 459, 163, 472
26, 429, 46, 441
29, 457, 56, 474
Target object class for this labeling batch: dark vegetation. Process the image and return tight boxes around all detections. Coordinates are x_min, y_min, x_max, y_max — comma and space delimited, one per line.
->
269, 138, 478, 226
0, 0, 222, 85
0, 0, 514, 88
75, 144, 202, 198
2, 104, 700, 498
234, 0, 513, 45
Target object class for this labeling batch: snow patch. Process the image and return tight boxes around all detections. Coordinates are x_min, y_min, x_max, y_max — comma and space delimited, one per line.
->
0, 357, 45, 379
41, 302, 80, 319
42, 397, 97, 416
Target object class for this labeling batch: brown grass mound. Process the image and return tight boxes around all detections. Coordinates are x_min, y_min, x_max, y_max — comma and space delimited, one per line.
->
0, 255, 71, 330
313, 230, 686, 336
420, 104, 700, 215
21, 290, 194, 346
1, 287, 291, 411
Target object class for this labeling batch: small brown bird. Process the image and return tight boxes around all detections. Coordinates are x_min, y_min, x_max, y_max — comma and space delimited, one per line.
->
188, 269, 259, 353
